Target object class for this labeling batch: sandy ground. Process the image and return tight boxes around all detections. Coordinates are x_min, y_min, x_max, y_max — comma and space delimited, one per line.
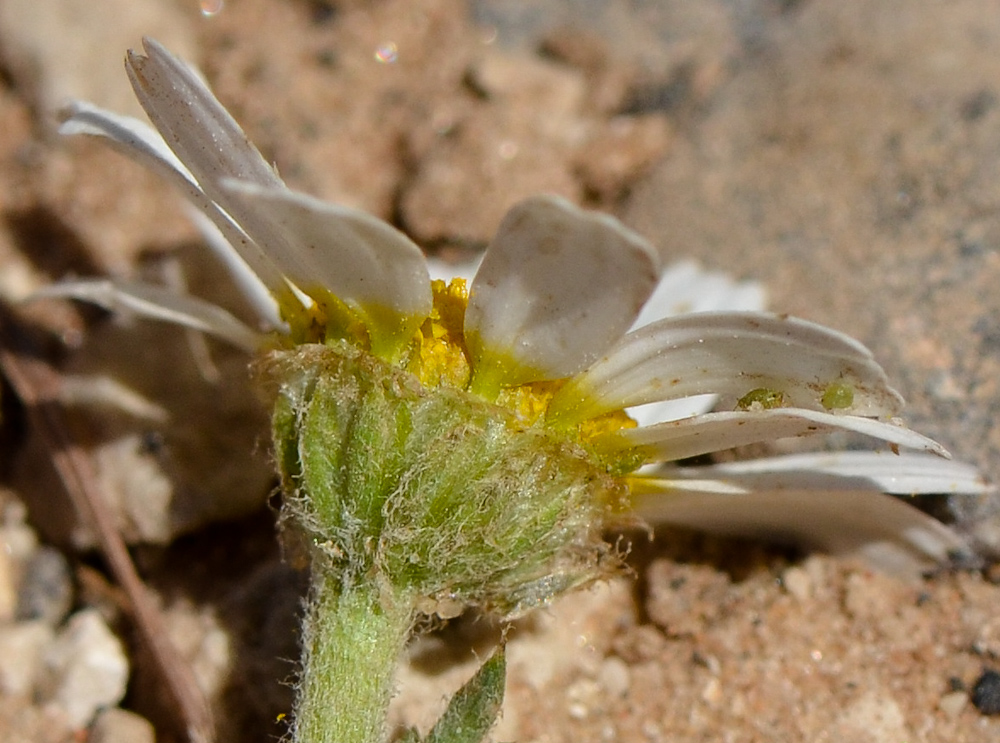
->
2, 1, 1000, 741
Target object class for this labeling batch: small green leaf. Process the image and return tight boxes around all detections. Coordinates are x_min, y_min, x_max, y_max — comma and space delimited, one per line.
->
425, 645, 507, 743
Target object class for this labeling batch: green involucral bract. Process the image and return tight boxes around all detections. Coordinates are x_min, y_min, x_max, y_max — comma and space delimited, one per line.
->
261, 341, 626, 617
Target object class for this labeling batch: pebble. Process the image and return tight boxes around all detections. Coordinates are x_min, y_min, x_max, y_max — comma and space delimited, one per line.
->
16, 545, 72, 625
597, 656, 631, 698
700, 676, 723, 706
971, 669, 1000, 715
0, 501, 39, 563
781, 565, 813, 601
89, 708, 156, 743
832, 692, 909, 739
38, 608, 129, 730
0, 620, 55, 695
938, 690, 968, 719
566, 678, 602, 719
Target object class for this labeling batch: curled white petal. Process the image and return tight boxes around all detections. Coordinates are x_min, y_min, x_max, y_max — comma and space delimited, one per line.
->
33, 279, 262, 352
219, 180, 431, 355
465, 195, 660, 392
629, 477, 970, 573
549, 312, 902, 424
613, 408, 948, 462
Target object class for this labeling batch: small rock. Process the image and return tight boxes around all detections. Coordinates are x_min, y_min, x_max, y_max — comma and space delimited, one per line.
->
574, 115, 672, 202
970, 612, 1000, 659
971, 669, 1000, 715
842, 570, 897, 623
830, 692, 910, 741
0, 620, 55, 695
781, 565, 813, 601
400, 87, 582, 243
163, 601, 231, 699
938, 690, 968, 719
467, 52, 587, 113
38, 609, 129, 730
565, 677, 602, 719
540, 27, 612, 77
597, 656, 630, 698
0, 500, 39, 563
700, 677, 723, 706
0, 499, 41, 622
89, 708, 155, 743
16, 545, 72, 625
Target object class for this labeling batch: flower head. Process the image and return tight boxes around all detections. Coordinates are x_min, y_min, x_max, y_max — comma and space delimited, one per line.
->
48, 39, 986, 610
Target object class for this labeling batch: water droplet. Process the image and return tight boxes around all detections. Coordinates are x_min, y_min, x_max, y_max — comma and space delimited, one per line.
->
200, 0, 224, 16
374, 41, 398, 64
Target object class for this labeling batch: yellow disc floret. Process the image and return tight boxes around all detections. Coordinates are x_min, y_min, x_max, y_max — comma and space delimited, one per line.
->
409, 278, 473, 389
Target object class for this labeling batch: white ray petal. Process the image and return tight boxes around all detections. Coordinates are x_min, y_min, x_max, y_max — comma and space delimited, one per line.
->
549, 312, 902, 425
124, 39, 323, 293
219, 180, 431, 357
612, 408, 947, 462
631, 259, 766, 331
679, 451, 992, 495
34, 279, 262, 352
58, 100, 289, 296
126, 38, 282, 196
628, 478, 970, 573
465, 195, 660, 394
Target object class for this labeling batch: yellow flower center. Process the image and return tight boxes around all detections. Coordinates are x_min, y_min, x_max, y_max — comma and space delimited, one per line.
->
403, 279, 640, 471
274, 277, 641, 475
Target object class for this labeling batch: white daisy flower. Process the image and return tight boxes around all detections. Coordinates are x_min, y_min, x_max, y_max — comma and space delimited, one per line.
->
48, 39, 983, 578
45, 38, 991, 743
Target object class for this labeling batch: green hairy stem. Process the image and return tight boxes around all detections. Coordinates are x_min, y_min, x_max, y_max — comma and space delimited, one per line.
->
295, 574, 414, 743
